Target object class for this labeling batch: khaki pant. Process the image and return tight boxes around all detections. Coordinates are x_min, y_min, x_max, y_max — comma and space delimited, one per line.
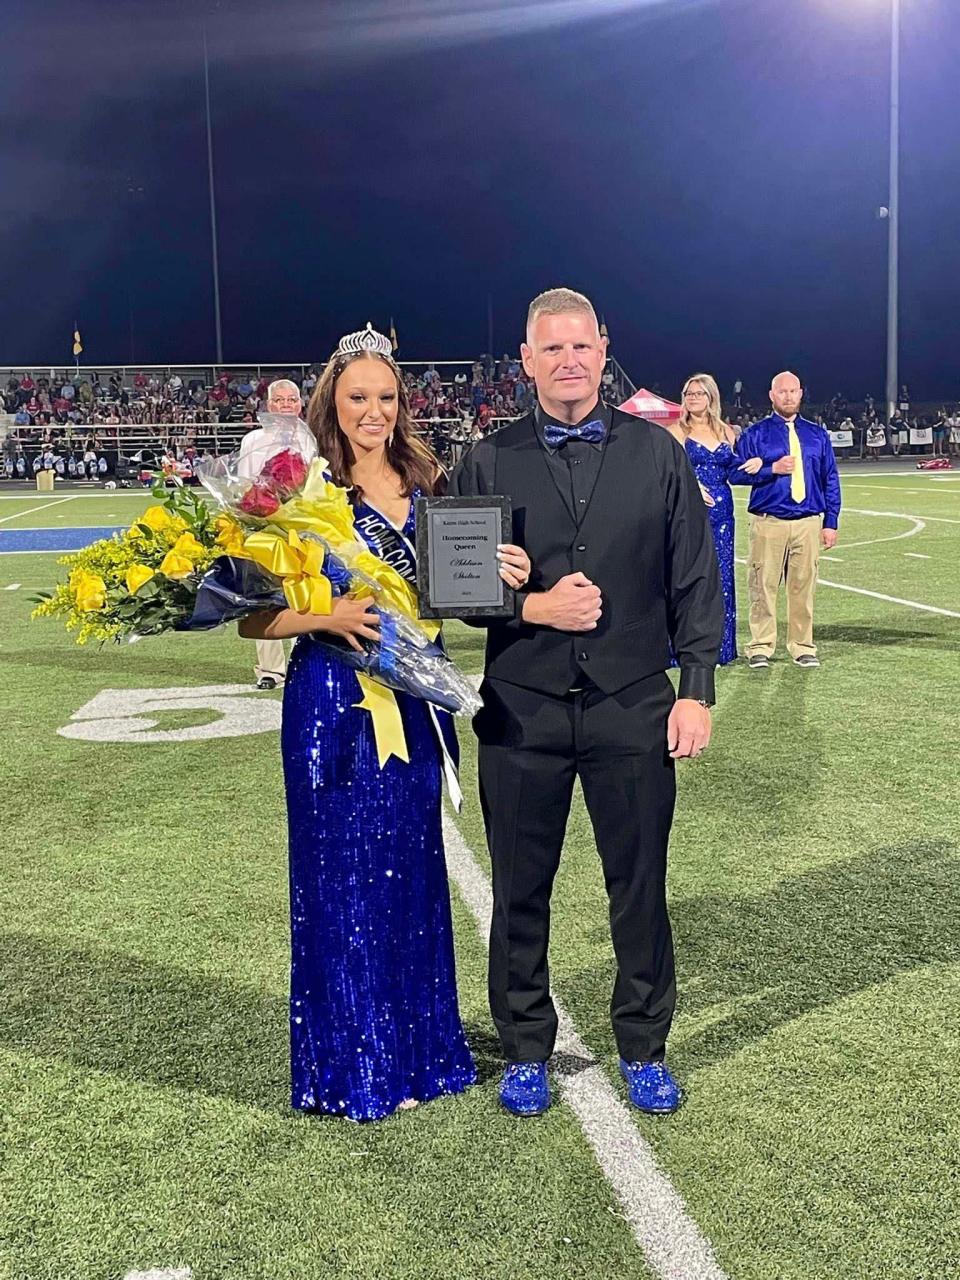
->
746, 514, 822, 659
254, 638, 287, 684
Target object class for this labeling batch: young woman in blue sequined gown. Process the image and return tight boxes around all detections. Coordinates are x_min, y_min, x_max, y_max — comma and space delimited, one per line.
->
668, 375, 762, 665
240, 332, 529, 1122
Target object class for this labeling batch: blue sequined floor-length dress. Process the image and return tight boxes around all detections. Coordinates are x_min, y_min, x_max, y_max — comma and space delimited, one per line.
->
684, 437, 739, 665
280, 500, 476, 1122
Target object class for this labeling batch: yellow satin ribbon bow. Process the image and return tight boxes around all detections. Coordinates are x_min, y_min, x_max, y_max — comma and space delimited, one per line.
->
269, 459, 440, 641
353, 673, 410, 768
242, 528, 332, 616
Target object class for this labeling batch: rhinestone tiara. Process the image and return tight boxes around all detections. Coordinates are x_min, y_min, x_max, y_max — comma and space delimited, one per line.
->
335, 322, 393, 359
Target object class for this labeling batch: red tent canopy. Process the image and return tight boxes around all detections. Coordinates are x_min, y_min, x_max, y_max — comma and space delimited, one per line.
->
619, 388, 683, 423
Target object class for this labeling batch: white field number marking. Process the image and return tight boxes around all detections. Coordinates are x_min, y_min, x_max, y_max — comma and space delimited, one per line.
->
0, 496, 78, 524
59, 684, 281, 744
124, 1269, 193, 1280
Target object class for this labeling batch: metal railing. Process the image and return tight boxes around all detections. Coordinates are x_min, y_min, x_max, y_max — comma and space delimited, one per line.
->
0, 416, 518, 476
0, 355, 633, 394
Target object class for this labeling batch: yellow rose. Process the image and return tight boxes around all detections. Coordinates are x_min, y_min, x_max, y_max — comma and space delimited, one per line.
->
71, 570, 107, 612
214, 516, 249, 558
131, 505, 187, 537
158, 550, 194, 579
170, 531, 206, 560
125, 563, 155, 595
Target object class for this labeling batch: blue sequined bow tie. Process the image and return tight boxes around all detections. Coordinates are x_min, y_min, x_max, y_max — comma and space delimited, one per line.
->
542, 419, 607, 448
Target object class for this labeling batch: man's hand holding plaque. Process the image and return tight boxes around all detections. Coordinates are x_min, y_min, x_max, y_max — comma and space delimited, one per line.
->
496, 544, 531, 591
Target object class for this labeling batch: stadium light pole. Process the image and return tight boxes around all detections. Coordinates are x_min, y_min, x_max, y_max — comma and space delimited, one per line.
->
883, 0, 900, 423
203, 23, 224, 366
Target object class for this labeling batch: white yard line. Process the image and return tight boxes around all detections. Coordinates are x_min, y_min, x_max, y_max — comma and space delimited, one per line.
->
817, 579, 960, 619
3, 583, 21, 590
845, 507, 960, 526
733, 554, 958, 617
842, 486, 926, 494
0, 548, 83, 556
0, 492, 146, 500
0, 496, 78, 524
442, 815, 729, 1280
0, 525, 121, 533
840, 482, 960, 493
904, 553, 930, 559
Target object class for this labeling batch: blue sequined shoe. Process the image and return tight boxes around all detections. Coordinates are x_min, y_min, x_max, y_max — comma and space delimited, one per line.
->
619, 1059, 682, 1114
499, 1062, 551, 1116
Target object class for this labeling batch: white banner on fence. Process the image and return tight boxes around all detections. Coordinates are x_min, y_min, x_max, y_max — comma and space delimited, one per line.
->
828, 430, 853, 448
910, 427, 933, 446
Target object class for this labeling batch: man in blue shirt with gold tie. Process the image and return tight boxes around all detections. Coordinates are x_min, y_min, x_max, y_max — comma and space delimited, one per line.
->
731, 371, 842, 668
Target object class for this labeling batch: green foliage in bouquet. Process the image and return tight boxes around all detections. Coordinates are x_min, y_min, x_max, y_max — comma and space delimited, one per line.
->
32, 479, 244, 644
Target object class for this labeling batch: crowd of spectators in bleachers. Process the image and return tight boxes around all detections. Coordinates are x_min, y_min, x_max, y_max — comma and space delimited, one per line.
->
2, 363, 957, 483
0, 356, 633, 481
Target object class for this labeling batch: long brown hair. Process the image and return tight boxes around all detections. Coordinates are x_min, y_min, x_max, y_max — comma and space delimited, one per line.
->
306, 350, 440, 499
678, 372, 726, 443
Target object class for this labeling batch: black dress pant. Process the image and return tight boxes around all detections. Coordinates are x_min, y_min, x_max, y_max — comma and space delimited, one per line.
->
474, 672, 677, 1064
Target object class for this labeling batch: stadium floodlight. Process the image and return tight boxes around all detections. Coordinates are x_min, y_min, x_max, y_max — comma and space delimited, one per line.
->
203, 23, 224, 367
885, 0, 901, 423
846, 0, 901, 419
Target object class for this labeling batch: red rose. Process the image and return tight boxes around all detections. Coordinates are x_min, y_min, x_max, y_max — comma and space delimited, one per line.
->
260, 448, 308, 499
237, 483, 280, 517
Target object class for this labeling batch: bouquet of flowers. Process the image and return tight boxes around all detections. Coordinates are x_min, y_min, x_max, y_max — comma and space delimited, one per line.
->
31, 482, 240, 644
34, 418, 481, 729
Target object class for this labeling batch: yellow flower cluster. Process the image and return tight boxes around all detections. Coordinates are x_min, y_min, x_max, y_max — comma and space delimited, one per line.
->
33, 498, 223, 644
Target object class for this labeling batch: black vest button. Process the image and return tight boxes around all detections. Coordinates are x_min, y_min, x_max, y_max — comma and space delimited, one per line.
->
578, 651, 589, 661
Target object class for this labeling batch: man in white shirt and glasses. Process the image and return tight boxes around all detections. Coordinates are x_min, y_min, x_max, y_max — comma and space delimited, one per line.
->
237, 379, 317, 689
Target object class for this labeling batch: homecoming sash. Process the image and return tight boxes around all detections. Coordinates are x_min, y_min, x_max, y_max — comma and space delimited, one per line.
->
354, 498, 463, 810
354, 502, 419, 587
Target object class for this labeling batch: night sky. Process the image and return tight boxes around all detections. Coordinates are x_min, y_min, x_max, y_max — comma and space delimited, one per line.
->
2, 0, 957, 400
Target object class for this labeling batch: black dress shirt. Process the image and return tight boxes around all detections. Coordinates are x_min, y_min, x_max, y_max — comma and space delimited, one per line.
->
534, 400, 610, 520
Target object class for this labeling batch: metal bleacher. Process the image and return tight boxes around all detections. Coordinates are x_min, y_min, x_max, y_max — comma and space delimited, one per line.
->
0, 356, 638, 482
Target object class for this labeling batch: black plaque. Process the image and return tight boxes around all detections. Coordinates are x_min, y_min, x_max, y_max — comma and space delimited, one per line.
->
415, 495, 514, 619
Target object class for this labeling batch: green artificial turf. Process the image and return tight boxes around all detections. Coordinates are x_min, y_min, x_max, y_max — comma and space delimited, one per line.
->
1, 472, 958, 1280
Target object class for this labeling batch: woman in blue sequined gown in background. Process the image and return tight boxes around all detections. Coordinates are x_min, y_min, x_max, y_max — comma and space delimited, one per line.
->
239, 329, 530, 1122
665, 374, 762, 665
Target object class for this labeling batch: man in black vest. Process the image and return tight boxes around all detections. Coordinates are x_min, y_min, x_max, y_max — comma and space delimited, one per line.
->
449, 287, 723, 1117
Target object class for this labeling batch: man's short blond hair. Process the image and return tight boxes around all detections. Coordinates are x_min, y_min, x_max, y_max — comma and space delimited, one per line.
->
526, 287, 599, 343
